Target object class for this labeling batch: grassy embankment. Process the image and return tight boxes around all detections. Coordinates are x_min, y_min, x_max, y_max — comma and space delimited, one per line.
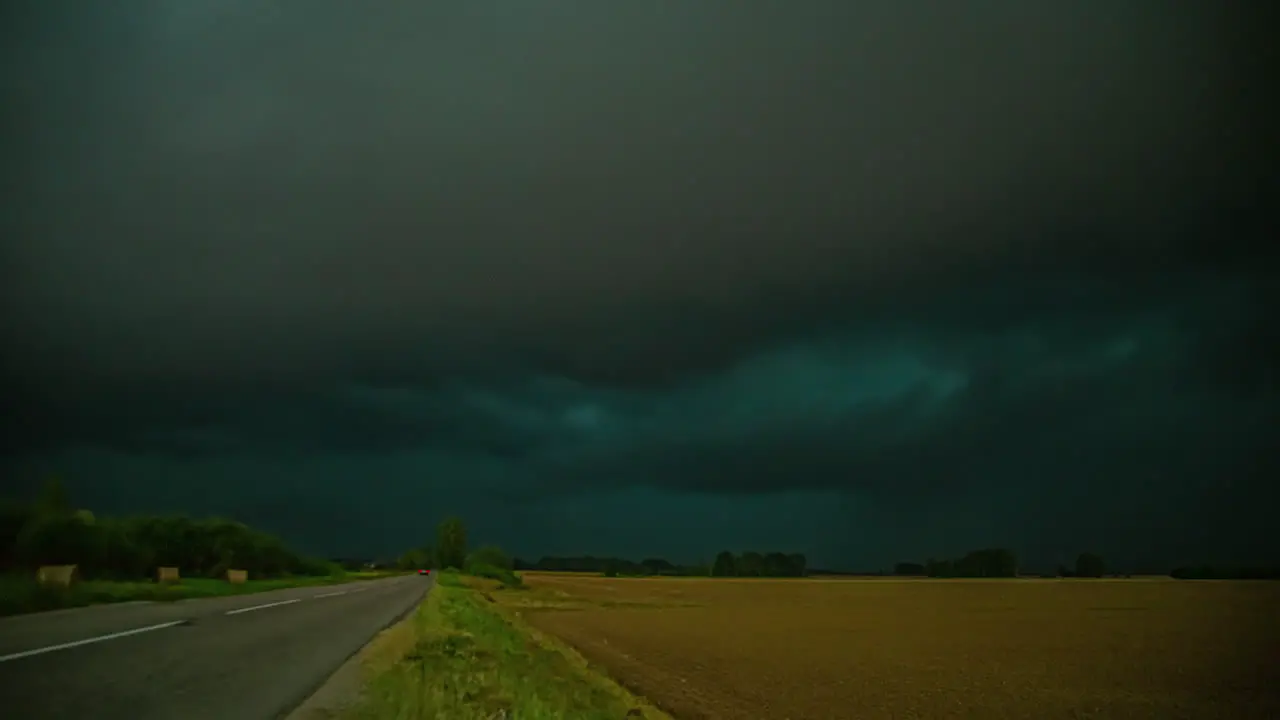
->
0, 570, 400, 617
342, 570, 670, 720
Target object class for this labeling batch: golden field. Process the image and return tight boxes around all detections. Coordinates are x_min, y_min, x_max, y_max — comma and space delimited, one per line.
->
493, 573, 1279, 719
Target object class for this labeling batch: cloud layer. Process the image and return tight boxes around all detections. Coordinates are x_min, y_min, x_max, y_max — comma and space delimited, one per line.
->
3, 2, 1275, 567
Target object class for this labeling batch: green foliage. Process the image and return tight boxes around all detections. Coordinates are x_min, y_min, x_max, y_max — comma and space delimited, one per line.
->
35, 476, 71, 517
435, 516, 468, 570
398, 547, 435, 571
0, 499, 36, 572
786, 553, 807, 576
641, 557, 675, 574
532, 556, 629, 573
530, 551, 801, 578
708, 551, 806, 577
1075, 552, 1106, 578
925, 557, 953, 577
711, 551, 736, 576
469, 562, 524, 589
681, 560, 712, 577
447, 544, 522, 587
737, 551, 764, 576
433, 569, 465, 587
466, 545, 512, 573
1, 481, 336, 584
926, 549, 1018, 578
350, 580, 651, 719
894, 561, 926, 575
16, 513, 101, 568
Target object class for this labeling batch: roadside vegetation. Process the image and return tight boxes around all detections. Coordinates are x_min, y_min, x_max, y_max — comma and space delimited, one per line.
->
393, 514, 525, 590
0, 477, 395, 616
348, 517, 666, 719
344, 569, 667, 720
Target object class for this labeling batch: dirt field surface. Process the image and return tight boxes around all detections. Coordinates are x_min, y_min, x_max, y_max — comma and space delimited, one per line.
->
507, 573, 1280, 719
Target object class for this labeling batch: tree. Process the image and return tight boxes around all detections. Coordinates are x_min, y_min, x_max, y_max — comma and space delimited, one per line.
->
786, 553, 808, 577
15, 513, 104, 570
682, 559, 712, 576
712, 550, 736, 577
641, 557, 675, 574
982, 548, 1018, 577
738, 551, 764, 577
466, 545, 512, 573
0, 499, 37, 572
35, 476, 72, 517
1075, 552, 1105, 578
98, 519, 151, 579
435, 516, 468, 570
397, 547, 432, 571
926, 549, 1016, 578
763, 552, 789, 576
925, 558, 954, 577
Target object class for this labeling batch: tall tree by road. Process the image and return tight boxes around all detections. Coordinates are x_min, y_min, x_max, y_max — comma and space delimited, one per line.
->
435, 516, 468, 570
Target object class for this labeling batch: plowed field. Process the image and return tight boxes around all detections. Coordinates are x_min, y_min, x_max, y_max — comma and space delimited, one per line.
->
508, 574, 1279, 719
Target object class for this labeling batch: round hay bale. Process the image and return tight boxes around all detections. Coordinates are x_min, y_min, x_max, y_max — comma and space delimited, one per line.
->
37, 564, 79, 587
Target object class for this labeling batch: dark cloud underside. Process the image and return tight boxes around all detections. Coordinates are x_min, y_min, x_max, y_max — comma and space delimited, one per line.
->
2, 2, 1275, 567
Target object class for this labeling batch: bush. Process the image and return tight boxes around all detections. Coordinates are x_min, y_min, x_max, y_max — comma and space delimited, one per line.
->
469, 563, 524, 589
465, 545, 513, 573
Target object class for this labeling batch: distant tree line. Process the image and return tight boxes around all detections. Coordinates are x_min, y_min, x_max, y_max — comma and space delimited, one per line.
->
1058, 552, 1107, 578
711, 550, 807, 577
515, 556, 612, 573
1, 478, 338, 581
400, 536, 1280, 583
1168, 566, 1280, 580
514, 555, 709, 576
909, 550, 1109, 579
511, 551, 806, 578
922, 548, 1019, 578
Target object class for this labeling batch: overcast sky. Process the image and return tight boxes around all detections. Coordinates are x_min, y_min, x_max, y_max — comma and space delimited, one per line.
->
2, 1, 1275, 570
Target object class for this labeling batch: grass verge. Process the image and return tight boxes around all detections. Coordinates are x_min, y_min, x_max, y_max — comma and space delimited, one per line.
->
0, 570, 401, 617
343, 571, 670, 720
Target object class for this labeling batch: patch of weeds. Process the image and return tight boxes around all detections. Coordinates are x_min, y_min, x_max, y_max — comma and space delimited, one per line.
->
344, 572, 668, 720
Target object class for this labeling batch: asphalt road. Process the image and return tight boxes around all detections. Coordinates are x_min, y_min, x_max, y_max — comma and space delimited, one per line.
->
0, 574, 432, 719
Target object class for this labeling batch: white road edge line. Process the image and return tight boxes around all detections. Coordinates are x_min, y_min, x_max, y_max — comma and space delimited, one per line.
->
225, 598, 303, 616
0, 620, 186, 664
349, 587, 367, 594
314, 590, 347, 598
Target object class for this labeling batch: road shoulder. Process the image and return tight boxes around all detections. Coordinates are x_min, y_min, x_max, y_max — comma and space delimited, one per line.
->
332, 572, 669, 719
285, 578, 431, 720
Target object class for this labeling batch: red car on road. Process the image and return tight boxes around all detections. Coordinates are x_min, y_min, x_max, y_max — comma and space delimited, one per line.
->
417, 569, 431, 575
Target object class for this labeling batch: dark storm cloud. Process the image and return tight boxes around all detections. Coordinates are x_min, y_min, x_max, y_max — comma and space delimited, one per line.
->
2, 2, 1276, 565
4, 2, 1273, 391
507, 274, 1273, 501
57, 266, 1262, 506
